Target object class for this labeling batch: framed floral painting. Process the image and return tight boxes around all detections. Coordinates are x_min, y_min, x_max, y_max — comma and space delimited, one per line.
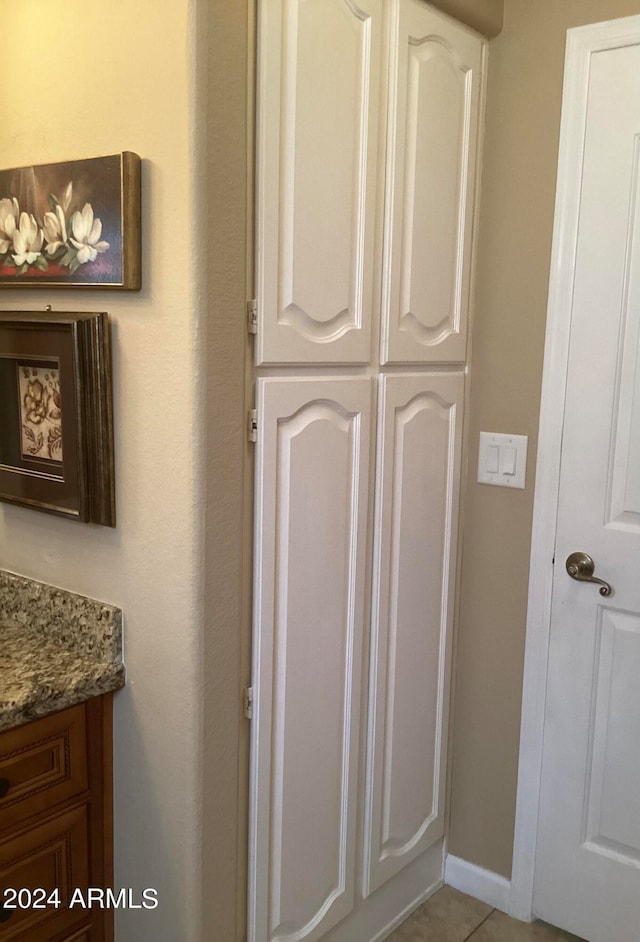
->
0, 312, 115, 526
0, 153, 140, 289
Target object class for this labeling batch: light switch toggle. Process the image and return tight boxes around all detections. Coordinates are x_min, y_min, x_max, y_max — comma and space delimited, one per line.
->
501, 446, 517, 475
487, 445, 500, 474
478, 432, 528, 489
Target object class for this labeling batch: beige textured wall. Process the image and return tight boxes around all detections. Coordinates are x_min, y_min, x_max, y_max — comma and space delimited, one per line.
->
1, 1, 206, 939
201, 1, 252, 939
449, 0, 639, 879
431, 0, 503, 36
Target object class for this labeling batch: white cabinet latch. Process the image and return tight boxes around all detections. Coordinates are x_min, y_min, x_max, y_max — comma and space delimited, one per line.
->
248, 409, 258, 443
247, 300, 258, 335
243, 686, 254, 720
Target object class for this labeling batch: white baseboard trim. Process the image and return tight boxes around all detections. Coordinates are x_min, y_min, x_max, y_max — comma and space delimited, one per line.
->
444, 854, 511, 913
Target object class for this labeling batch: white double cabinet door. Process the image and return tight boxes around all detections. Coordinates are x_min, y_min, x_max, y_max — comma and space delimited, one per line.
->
249, 2, 485, 941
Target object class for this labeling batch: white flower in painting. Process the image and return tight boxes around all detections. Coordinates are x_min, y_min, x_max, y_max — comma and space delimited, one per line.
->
12, 212, 43, 267
0, 197, 19, 254
61, 181, 73, 213
70, 203, 109, 264
43, 204, 68, 255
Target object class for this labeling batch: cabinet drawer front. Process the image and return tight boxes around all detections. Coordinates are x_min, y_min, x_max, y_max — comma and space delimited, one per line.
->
0, 706, 88, 833
55, 928, 92, 942
0, 804, 89, 942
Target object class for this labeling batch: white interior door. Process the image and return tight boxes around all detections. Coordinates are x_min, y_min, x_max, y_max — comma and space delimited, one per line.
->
248, 377, 373, 942
534, 17, 640, 942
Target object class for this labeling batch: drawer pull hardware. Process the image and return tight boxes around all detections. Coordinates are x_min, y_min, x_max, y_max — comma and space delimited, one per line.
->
0, 777, 10, 798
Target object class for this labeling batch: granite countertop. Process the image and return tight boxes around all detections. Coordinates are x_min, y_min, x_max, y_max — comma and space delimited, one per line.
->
0, 571, 125, 732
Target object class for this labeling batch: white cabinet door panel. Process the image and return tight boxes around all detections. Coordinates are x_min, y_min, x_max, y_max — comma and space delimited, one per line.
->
363, 373, 464, 894
381, 0, 483, 364
256, 0, 382, 365
249, 377, 374, 942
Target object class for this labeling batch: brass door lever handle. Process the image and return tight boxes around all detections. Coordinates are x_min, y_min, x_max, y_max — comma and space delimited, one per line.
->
565, 552, 612, 596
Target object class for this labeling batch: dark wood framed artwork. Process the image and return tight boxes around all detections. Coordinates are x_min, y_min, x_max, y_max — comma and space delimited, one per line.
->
0, 312, 115, 526
0, 153, 141, 289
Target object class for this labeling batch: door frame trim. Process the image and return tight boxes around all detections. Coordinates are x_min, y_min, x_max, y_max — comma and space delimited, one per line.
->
509, 13, 640, 922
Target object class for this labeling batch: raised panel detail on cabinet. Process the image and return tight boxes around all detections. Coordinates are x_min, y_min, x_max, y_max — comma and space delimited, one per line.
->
249, 378, 373, 942
381, 0, 483, 364
0, 698, 113, 942
0, 804, 89, 942
0, 705, 88, 833
256, 0, 382, 365
363, 373, 464, 894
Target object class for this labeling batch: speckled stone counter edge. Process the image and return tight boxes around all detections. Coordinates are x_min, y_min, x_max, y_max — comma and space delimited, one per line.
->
0, 570, 122, 661
1, 663, 126, 732
0, 570, 125, 732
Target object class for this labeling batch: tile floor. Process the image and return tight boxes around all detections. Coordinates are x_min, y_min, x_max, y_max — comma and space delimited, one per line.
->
386, 886, 586, 942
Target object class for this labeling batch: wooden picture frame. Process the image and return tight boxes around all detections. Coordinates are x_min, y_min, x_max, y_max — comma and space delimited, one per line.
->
0, 153, 141, 289
0, 312, 115, 526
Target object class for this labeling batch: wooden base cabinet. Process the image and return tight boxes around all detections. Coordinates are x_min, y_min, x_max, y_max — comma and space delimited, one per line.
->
0, 697, 113, 942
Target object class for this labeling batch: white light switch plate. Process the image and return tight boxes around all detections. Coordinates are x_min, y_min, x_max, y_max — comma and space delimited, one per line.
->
478, 431, 528, 489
